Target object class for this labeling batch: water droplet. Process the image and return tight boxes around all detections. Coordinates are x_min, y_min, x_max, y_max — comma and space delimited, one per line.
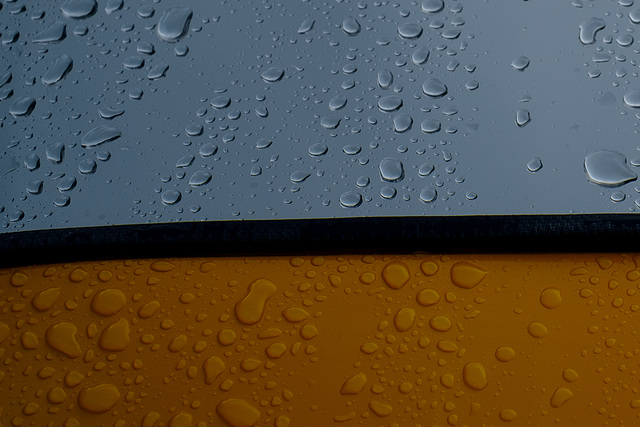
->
611, 191, 626, 202
540, 288, 562, 309
81, 126, 121, 148
369, 401, 393, 417
377, 69, 393, 89
495, 346, 516, 362
148, 63, 169, 80
26, 180, 43, 195
24, 154, 40, 171
99, 318, 130, 352
78, 384, 120, 413
161, 190, 182, 205
623, 89, 640, 108
631, 8, 640, 23
527, 157, 542, 172
210, 96, 231, 109
394, 307, 416, 331
157, 7, 193, 42
46, 322, 82, 358
42, 55, 73, 85
9, 97, 36, 117
189, 171, 211, 186
53, 195, 71, 207
378, 96, 403, 112
417, 288, 440, 306
527, 321, 548, 338
342, 17, 361, 36
216, 399, 261, 427
33, 22, 67, 44
298, 18, 315, 34
98, 106, 124, 120
550, 387, 573, 408
451, 262, 487, 289
199, 143, 218, 157
563, 368, 579, 382
499, 409, 518, 422
328, 95, 347, 111
584, 150, 637, 187
60, 0, 97, 19
422, 0, 445, 13
379, 158, 404, 182
235, 279, 277, 325
341, 372, 367, 395
261, 67, 285, 83
339, 191, 362, 207
430, 315, 452, 332
579, 18, 606, 45
290, 171, 311, 183
398, 23, 423, 39
419, 187, 437, 202
380, 186, 397, 199
420, 119, 441, 133
58, 176, 77, 192
203, 356, 225, 384
511, 55, 530, 71
382, 261, 410, 290
516, 109, 531, 127
78, 159, 97, 174
393, 115, 412, 133
463, 362, 488, 390
616, 34, 634, 47
411, 46, 430, 65
422, 78, 447, 97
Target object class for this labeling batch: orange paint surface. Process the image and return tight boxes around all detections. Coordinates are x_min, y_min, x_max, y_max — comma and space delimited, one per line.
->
1, 254, 640, 426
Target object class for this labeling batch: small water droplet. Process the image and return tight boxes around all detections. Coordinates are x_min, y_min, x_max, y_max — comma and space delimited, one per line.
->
189, 171, 211, 186
161, 190, 181, 205
527, 157, 542, 172
515, 109, 531, 127
511, 55, 530, 71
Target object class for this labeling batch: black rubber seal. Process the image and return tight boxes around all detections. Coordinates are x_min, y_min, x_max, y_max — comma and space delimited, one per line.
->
1, 214, 640, 268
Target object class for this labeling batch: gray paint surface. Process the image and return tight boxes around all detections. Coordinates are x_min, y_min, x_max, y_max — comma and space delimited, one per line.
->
2, 0, 640, 232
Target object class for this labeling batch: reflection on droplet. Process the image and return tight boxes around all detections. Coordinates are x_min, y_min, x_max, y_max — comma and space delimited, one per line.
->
261, 67, 285, 83
379, 158, 404, 182
157, 7, 193, 42
579, 17, 605, 45
81, 126, 121, 148
584, 150, 637, 187
42, 55, 73, 86
339, 191, 362, 208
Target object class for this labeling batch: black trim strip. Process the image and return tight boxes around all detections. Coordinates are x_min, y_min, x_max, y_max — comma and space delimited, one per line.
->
1, 215, 639, 267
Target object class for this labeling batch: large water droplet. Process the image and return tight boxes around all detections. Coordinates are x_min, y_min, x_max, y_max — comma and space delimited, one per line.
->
42, 55, 73, 86
623, 89, 640, 108
147, 63, 169, 80
78, 159, 97, 174
397, 23, 423, 39
105, 0, 123, 14
393, 115, 413, 133
411, 46, 430, 65
210, 96, 231, 109
419, 163, 435, 176
60, 0, 97, 19
511, 55, 530, 71
290, 171, 311, 183
422, 79, 447, 98
261, 67, 285, 83
328, 95, 347, 111
379, 158, 404, 182
308, 143, 328, 156
9, 97, 36, 117
342, 17, 361, 36
584, 150, 637, 187
579, 18, 605, 45
516, 109, 531, 127
527, 157, 543, 172
157, 7, 193, 42
420, 187, 437, 202
378, 96, 403, 112
421, 119, 441, 133
339, 191, 362, 208
189, 171, 212, 186
298, 18, 315, 34
98, 106, 124, 120
161, 190, 182, 205
81, 126, 121, 148
123, 56, 145, 70
422, 0, 444, 13
33, 22, 67, 44
630, 8, 640, 23
377, 70, 393, 89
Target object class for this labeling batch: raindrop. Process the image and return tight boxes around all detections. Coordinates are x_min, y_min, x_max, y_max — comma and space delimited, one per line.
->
81, 126, 121, 148
398, 23, 423, 39
630, 9, 640, 23
137, 42, 155, 55
339, 191, 362, 207
46, 143, 65, 164
320, 116, 341, 129
527, 157, 543, 172
420, 187, 437, 203
328, 95, 347, 111
511, 56, 530, 71
148, 63, 169, 80
377, 70, 394, 89
33, 22, 67, 43
378, 96, 403, 112
298, 18, 315, 34
60, 0, 97, 19
616, 34, 634, 47
175, 44, 189, 57
422, 79, 447, 97
123, 56, 145, 70
465, 80, 479, 90
42, 54, 73, 86
419, 163, 435, 176
421, 119, 441, 133
261, 67, 285, 83
442, 29, 461, 39
411, 47, 430, 65
342, 17, 361, 36
308, 143, 327, 156
129, 89, 143, 100
578, 18, 605, 45
356, 176, 370, 187
210, 96, 231, 109
98, 106, 124, 120
58, 176, 77, 192
53, 196, 71, 207
623, 90, 640, 108
343, 145, 361, 155
379, 158, 404, 182
138, 6, 155, 18
2, 30, 19, 45
97, 151, 110, 161
78, 159, 97, 174
250, 166, 262, 176
290, 171, 311, 183
105, 0, 123, 14
176, 155, 194, 168
256, 138, 272, 149
611, 191, 626, 202
465, 191, 477, 200
9, 210, 24, 222
255, 106, 268, 117
199, 143, 218, 157
516, 109, 531, 127
24, 154, 40, 171
161, 190, 182, 205
380, 186, 397, 199
189, 171, 212, 186
9, 97, 36, 117
0, 72, 11, 88
584, 150, 637, 186
185, 124, 203, 136
157, 7, 193, 42
393, 115, 413, 133
26, 180, 43, 195
422, 0, 444, 13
